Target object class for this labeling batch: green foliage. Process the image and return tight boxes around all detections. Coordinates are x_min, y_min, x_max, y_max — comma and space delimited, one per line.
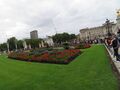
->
63, 43, 70, 49
17, 40, 24, 49
0, 37, 44, 51
0, 43, 7, 51
69, 34, 76, 40
7, 37, 17, 51
53, 32, 76, 44
25, 39, 42, 48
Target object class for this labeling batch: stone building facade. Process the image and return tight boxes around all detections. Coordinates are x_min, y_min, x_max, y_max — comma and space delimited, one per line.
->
79, 22, 116, 41
79, 10, 120, 41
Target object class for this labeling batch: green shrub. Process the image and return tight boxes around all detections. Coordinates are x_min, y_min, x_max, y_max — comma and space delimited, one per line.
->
63, 43, 70, 49
75, 44, 84, 49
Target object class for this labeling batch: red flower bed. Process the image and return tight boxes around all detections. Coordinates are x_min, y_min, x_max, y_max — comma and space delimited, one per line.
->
84, 44, 91, 48
75, 43, 91, 49
8, 49, 81, 64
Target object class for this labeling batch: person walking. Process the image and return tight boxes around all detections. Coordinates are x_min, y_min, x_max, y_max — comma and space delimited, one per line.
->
111, 35, 120, 61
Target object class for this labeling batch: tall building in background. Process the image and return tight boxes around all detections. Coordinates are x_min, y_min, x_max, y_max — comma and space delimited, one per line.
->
30, 30, 38, 39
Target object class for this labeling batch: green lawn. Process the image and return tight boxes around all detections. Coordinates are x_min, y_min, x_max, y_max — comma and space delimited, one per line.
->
0, 45, 118, 90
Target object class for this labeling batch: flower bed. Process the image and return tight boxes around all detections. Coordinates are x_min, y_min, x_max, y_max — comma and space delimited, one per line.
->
84, 44, 91, 48
8, 49, 81, 64
75, 44, 91, 49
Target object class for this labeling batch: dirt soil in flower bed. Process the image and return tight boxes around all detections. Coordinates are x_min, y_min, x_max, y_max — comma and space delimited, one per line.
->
8, 49, 81, 64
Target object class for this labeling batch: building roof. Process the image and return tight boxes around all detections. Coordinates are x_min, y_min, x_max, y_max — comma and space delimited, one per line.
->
80, 22, 116, 32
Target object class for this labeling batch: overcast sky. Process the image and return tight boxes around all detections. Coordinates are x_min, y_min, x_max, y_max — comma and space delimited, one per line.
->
0, 0, 119, 43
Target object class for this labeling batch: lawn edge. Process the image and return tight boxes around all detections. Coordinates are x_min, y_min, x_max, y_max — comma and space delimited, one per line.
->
104, 44, 120, 90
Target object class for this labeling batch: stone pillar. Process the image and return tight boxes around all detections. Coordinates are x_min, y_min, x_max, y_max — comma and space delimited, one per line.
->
23, 40, 27, 50
29, 44, 31, 49
39, 43, 42, 48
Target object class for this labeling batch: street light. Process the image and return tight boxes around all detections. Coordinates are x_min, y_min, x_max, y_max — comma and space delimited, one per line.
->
105, 19, 112, 37
5, 32, 10, 53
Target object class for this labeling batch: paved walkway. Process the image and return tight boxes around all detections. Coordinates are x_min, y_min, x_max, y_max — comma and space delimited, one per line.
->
105, 45, 120, 74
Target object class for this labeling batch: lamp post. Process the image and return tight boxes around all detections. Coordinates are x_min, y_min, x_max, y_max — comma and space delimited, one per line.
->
7, 41, 10, 53
5, 33, 10, 53
89, 32, 91, 44
105, 19, 112, 37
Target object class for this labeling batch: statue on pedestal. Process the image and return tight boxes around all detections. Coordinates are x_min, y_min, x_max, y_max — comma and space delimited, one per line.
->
113, 9, 120, 34
117, 9, 120, 17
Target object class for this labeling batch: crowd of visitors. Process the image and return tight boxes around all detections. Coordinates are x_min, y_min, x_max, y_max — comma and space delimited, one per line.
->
105, 31, 120, 62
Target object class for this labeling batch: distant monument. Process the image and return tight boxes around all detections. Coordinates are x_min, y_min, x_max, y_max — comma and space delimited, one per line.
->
30, 30, 38, 39
117, 9, 120, 24
117, 9, 120, 16
114, 9, 120, 34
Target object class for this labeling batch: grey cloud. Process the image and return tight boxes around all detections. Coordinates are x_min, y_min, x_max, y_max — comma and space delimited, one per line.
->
0, 0, 119, 43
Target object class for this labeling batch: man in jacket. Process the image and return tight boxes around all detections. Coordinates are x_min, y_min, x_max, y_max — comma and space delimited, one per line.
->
112, 35, 120, 61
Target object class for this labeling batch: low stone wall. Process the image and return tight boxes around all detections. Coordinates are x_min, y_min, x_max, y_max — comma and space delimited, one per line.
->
104, 44, 120, 76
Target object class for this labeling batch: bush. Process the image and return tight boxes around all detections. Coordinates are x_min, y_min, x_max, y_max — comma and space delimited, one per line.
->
63, 43, 70, 49
29, 48, 53, 56
75, 44, 84, 49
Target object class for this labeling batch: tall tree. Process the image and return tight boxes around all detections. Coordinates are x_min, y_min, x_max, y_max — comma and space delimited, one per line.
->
0, 43, 7, 51
25, 39, 42, 49
17, 40, 24, 49
53, 32, 76, 44
70, 34, 76, 40
7, 37, 17, 51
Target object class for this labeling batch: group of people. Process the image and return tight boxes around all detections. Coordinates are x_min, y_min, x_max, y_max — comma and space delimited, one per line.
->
105, 33, 120, 61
